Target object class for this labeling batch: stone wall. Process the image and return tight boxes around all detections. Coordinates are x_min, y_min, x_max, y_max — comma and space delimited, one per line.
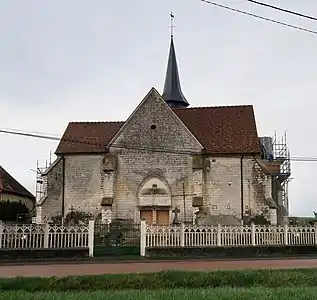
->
111, 88, 202, 154
63, 154, 104, 218
39, 153, 273, 224
200, 156, 273, 225
40, 154, 116, 221
39, 157, 63, 221
110, 149, 194, 222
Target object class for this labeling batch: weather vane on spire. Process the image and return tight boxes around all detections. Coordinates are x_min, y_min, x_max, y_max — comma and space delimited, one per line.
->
169, 12, 175, 38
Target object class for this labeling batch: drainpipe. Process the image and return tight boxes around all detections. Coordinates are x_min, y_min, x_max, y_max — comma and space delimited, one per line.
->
240, 156, 244, 225
182, 182, 186, 223
61, 155, 66, 225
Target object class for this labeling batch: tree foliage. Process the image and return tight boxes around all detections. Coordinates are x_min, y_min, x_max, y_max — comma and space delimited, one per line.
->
51, 210, 93, 225
244, 209, 270, 225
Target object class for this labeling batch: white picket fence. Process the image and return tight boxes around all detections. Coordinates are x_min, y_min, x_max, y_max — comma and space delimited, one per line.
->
140, 221, 317, 256
0, 221, 95, 256
2, 221, 317, 259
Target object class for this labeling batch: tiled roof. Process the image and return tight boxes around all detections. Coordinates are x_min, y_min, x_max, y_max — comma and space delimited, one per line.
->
0, 166, 35, 199
174, 106, 260, 154
55, 122, 124, 154
55, 105, 260, 155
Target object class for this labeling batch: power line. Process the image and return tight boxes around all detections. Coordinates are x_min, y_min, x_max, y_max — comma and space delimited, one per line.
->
246, 0, 317, 22
200, 0, 317, 35
0, 129, 60, 141
1, 127, 316, 162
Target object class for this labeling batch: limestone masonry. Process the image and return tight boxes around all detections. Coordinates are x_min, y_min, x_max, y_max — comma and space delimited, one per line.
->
36, 36, 290, 226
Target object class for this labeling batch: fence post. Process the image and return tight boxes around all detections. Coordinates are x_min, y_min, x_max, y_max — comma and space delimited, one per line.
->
88, 220, 95, 257
251, 222, 256, 246
140, 220, 146, 257
180, 223, 185, 247
217, 224, 221, 246
284, 223, 289, 245
314, 223, 317, 244
43, 223, 49, 248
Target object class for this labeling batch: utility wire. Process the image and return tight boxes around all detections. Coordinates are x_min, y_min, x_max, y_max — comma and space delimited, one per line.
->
0, 129, 60, 141
246, 0, 317, 22
200, 0, 317, 35
0, 127, 315, 163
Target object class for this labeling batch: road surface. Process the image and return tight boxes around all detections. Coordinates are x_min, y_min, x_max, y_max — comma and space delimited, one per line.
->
0, 258, 317, 277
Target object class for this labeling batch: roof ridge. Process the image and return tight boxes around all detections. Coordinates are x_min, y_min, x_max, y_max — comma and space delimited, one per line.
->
69, 121, 125, 124
174, 105, 253, 110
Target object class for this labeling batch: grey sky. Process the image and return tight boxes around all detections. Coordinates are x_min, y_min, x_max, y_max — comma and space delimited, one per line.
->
1, 0, 316, 216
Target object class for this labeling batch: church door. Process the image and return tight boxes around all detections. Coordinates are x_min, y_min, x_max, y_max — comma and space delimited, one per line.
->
140, 210, 153, 225
156, 210, 169, 225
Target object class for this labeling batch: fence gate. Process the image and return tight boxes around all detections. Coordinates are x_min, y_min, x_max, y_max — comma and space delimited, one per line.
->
94, 220, 141, 257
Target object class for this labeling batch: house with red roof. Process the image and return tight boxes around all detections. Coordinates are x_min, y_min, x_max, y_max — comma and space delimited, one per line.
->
0, 166, 36, 221
36, 36, 290, 226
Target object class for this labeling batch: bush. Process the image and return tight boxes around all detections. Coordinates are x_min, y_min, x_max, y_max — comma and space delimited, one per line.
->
94, 245, 140, 257
1, 269, 317, 292
51, 211, 92, 225
146, 245, 317, 258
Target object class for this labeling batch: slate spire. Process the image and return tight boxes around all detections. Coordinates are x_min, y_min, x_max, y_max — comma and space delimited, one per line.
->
162, 15, 189, 108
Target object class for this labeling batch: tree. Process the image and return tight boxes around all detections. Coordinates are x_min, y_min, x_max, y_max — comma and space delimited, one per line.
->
244, 209, 270, 225
50, 209, 93, 225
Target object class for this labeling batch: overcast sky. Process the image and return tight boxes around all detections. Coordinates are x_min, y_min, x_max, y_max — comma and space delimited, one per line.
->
1, 0, 317, 217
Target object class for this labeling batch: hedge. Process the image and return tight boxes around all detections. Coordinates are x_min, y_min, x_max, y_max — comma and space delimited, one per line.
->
94, 246, 140, 257
1, 269, 317, 291
146, 245, 317, 258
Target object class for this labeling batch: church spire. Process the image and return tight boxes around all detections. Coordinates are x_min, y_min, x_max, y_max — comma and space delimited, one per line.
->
162, 13, 189, 108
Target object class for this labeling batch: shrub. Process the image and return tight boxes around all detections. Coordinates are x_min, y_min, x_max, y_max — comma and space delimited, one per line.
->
51, 211, 93, 225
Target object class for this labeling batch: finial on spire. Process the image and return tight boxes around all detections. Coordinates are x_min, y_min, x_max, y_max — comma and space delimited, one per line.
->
169, 12, 175, 38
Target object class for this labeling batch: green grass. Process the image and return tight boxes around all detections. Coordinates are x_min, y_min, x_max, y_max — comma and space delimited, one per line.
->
2, 269, 317, 292
2, 287, 317, 300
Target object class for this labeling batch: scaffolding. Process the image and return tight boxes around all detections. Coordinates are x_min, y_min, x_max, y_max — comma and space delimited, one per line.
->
272, 131, 291, 213
35, 151, 52, 203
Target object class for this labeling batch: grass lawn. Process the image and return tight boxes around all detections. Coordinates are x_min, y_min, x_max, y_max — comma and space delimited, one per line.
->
3, 287, 317, 300
2, 269, 317, 292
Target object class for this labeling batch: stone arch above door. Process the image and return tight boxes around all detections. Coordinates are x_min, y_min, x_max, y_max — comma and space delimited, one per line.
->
137, 176, 172, 207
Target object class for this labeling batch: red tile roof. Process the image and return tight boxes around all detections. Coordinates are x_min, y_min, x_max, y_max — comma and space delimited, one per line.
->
55, 105, 260, 155
56, 122, 124, 154
0, 166, 35, 199
174, 106, 260, 154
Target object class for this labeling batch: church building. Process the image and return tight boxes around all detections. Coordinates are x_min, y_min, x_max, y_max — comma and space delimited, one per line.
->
36, 34, 290, 226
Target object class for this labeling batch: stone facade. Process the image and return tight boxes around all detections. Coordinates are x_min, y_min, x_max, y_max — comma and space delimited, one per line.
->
38, 153, 275, 225
37, 89, 276, 225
